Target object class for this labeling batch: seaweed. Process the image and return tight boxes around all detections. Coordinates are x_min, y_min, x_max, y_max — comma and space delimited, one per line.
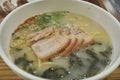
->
100, 46, 112, 66
100, 47, 112, 57
15, 54, 33, 70
42, 67, 68, 80
101, 57, 110, 66
15, 57, 33, 67
27, 68, 36, 75
86, 49, 99, 60
36, 11, 69, 29
86, 60, 100, 77
85, 50, 100, 77
14, 53, 38, 75
71, 75, 86, 80
100, 52, 108, 58
69, 53, 84, 67
71, 78, 79, 80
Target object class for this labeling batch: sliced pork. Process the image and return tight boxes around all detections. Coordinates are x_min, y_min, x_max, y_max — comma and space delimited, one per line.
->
61, 36, 78, 57
27, 27, 54, 44
80, 32, 94, 47
70, 27, 94, 47
30, 27, 94, 60
32, 35, 70, 61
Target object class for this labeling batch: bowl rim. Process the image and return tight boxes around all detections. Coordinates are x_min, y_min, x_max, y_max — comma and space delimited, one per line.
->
0, 0, 120, 80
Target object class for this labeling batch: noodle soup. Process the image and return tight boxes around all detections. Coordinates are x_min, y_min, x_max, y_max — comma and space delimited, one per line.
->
10, 11, 112, 80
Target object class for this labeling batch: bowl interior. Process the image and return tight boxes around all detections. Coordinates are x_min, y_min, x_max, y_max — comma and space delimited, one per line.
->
0, 0, 120, 80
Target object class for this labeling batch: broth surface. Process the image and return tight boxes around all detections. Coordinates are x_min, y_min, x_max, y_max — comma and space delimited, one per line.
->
10, 11, 112, 80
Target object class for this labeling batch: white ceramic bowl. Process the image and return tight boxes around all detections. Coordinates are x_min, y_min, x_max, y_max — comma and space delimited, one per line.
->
0, 0, 120, 80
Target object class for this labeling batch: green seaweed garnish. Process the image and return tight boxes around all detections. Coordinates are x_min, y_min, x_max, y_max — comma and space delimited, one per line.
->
36, 11, 69, 29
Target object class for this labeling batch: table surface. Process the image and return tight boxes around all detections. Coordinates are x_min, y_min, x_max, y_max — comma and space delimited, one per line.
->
0, 0, 120, 80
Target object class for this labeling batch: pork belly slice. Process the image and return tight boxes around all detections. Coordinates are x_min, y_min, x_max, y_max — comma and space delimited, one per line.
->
3, 0, 16, 13
72, 35, 84, 50
27, 27, 54, 44
80, 32, 94, 47
31, 35, 70, 61
61, 36, 78, 57
70, 27, 94, 47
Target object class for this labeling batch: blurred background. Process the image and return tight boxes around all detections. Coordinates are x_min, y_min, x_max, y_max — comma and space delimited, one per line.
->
84, 0, 120, 21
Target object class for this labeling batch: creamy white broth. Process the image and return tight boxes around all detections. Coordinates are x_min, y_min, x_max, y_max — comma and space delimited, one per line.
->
10, 11, 112, 80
